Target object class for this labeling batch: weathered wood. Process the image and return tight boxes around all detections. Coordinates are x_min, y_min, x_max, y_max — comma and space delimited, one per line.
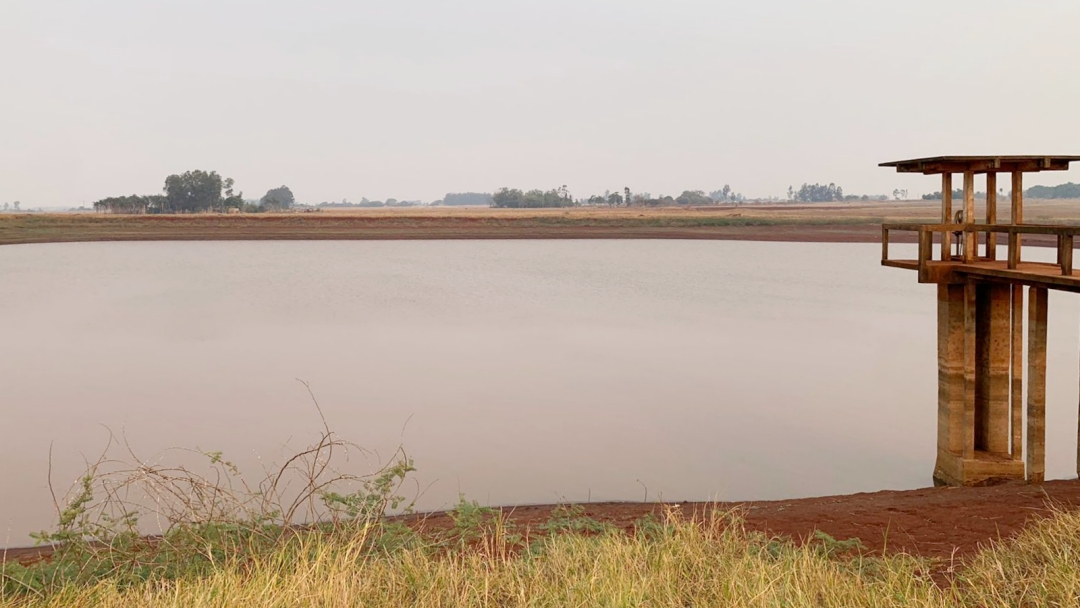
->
942, 174, 953, 260
1026, 286, 1048, 483
964, 172, 976, 262
1012, 285, 1024, 460
881, 225, 889, 261
1062, 234, 1074, 276
986, 172, 997, 260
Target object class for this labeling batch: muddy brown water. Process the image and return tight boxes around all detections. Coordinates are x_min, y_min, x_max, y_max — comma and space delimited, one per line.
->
2, 240, 1079, 548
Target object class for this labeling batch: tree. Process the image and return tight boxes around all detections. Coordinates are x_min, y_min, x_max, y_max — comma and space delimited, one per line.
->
260, 186, 295, 211
12, 201, 20, 211
793, 183, 844, 203
164, 170, 225, 213
607, 192, 623, 206
676, 190, 712, 205
442, 192, 493, 206
2, 203, 7, 211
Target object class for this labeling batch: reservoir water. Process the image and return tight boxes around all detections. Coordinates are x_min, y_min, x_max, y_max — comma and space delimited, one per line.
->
3, 240, 1079, 546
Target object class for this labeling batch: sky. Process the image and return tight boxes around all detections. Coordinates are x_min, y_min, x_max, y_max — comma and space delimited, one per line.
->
2, 0, 1079, 207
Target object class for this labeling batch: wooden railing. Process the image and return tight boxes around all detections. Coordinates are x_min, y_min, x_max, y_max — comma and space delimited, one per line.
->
882, 223, 1079, 277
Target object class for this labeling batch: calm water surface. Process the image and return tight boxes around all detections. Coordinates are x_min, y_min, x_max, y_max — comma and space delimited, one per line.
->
2, 240, 1079, 546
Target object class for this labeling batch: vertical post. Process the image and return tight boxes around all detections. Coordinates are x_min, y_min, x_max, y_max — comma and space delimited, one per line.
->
942, 174, 953, 261
963, 171, 976, 263
1062, 233, 1074, 276
964, 280, 977, 459
881, 226, 889, 262
918, 228, 932, 281
1010, 171, 1023, 269
1011, 285, 1024, 461
1027, 286, 1048, 483
986, 172, 997, 260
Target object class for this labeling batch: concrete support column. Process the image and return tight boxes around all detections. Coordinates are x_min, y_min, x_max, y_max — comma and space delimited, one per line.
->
1027, 286, 1048, 483
975, 283, 1012, 454
1011, 285, 1024, 461
937, 284, 966, 459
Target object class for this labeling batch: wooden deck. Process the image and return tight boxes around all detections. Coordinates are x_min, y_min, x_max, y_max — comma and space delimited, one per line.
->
883, 258, 1080, 293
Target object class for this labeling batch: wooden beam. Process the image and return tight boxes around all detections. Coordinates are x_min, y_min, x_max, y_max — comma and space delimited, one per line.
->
986, 172, 997, 260
942, 174, 953, 261
881, 225, 889, 262
1012, 285, 1024, 461
964, 171, 976, 262
1027, 286, 1048, 483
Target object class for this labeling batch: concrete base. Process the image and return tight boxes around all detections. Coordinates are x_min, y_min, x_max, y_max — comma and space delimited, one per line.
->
934, 450, 1026, 487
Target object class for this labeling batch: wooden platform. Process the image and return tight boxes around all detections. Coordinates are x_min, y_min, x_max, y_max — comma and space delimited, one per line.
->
884, 258, 1080, 293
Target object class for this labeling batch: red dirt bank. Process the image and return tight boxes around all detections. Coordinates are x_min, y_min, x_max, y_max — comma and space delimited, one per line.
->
7, 480, 1080, 566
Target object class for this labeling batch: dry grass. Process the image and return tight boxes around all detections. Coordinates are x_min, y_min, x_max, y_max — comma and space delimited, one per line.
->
7, 505, 1080, 607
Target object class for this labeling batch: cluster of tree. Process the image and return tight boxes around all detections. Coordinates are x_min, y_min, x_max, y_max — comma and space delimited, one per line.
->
1026, 183, 1080, 199
92, 194, 165, 214
1, 201, 22, 212
439, 192, 492, 206
90, 171, 300, 214
579, 186, 745, 207
491, 187, 574, 208
787, 183, 844, 203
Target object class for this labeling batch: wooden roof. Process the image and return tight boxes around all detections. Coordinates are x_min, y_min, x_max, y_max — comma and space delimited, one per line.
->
880, 156, 1080, 175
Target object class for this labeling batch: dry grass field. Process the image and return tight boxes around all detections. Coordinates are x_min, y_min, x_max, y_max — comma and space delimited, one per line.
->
3, 199, 1078, 248
1, 200, 1077, 247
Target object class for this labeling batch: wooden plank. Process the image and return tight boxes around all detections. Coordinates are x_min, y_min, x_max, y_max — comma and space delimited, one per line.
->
1012, 285, 1024, 460
1027, 286, 1048, 483
881, 226, 889, 261
987, 172, 997, 260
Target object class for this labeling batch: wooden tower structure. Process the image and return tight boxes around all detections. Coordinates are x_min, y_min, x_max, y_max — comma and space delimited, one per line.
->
880, 156, 1080, 486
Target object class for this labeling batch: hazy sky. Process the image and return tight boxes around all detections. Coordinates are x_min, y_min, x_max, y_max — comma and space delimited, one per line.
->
3, 1, 1079, 207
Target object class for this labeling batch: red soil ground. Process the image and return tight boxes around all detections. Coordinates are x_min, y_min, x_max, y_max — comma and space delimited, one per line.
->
404, 479, 1080, 561
7, 480, 1080, 566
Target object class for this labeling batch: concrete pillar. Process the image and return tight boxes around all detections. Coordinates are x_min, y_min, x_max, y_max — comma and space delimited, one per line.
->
975, 283, 1012, 454
1027, 286, 1048, 483
1011, 285, 1024, 460
935, 284, 966, 484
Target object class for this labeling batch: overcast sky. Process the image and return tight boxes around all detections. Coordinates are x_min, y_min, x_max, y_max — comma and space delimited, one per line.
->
2, 1, 1079, 207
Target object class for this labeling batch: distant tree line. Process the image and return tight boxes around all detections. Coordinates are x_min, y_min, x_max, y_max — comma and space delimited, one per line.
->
491, 187, 574, 208
317, 197, 421, 208
1, 201, 22, 212
919, 183, 1080, 201
439, 192, 493, 206
1026, 183, 1080, 199
91, 171, 296, 214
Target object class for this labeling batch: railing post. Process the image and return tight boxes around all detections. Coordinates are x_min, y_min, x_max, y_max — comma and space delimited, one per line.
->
1062, 232, 1074, 276
918, 227, 931, 282
986, 172, 997, 261
1008, 228, 1020, 270
942, 174, 953, 260
881, 225, 889, 262
963, 171, 976, 263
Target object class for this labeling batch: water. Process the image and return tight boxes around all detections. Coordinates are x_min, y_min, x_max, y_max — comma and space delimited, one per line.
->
2, 240, 1078, 547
